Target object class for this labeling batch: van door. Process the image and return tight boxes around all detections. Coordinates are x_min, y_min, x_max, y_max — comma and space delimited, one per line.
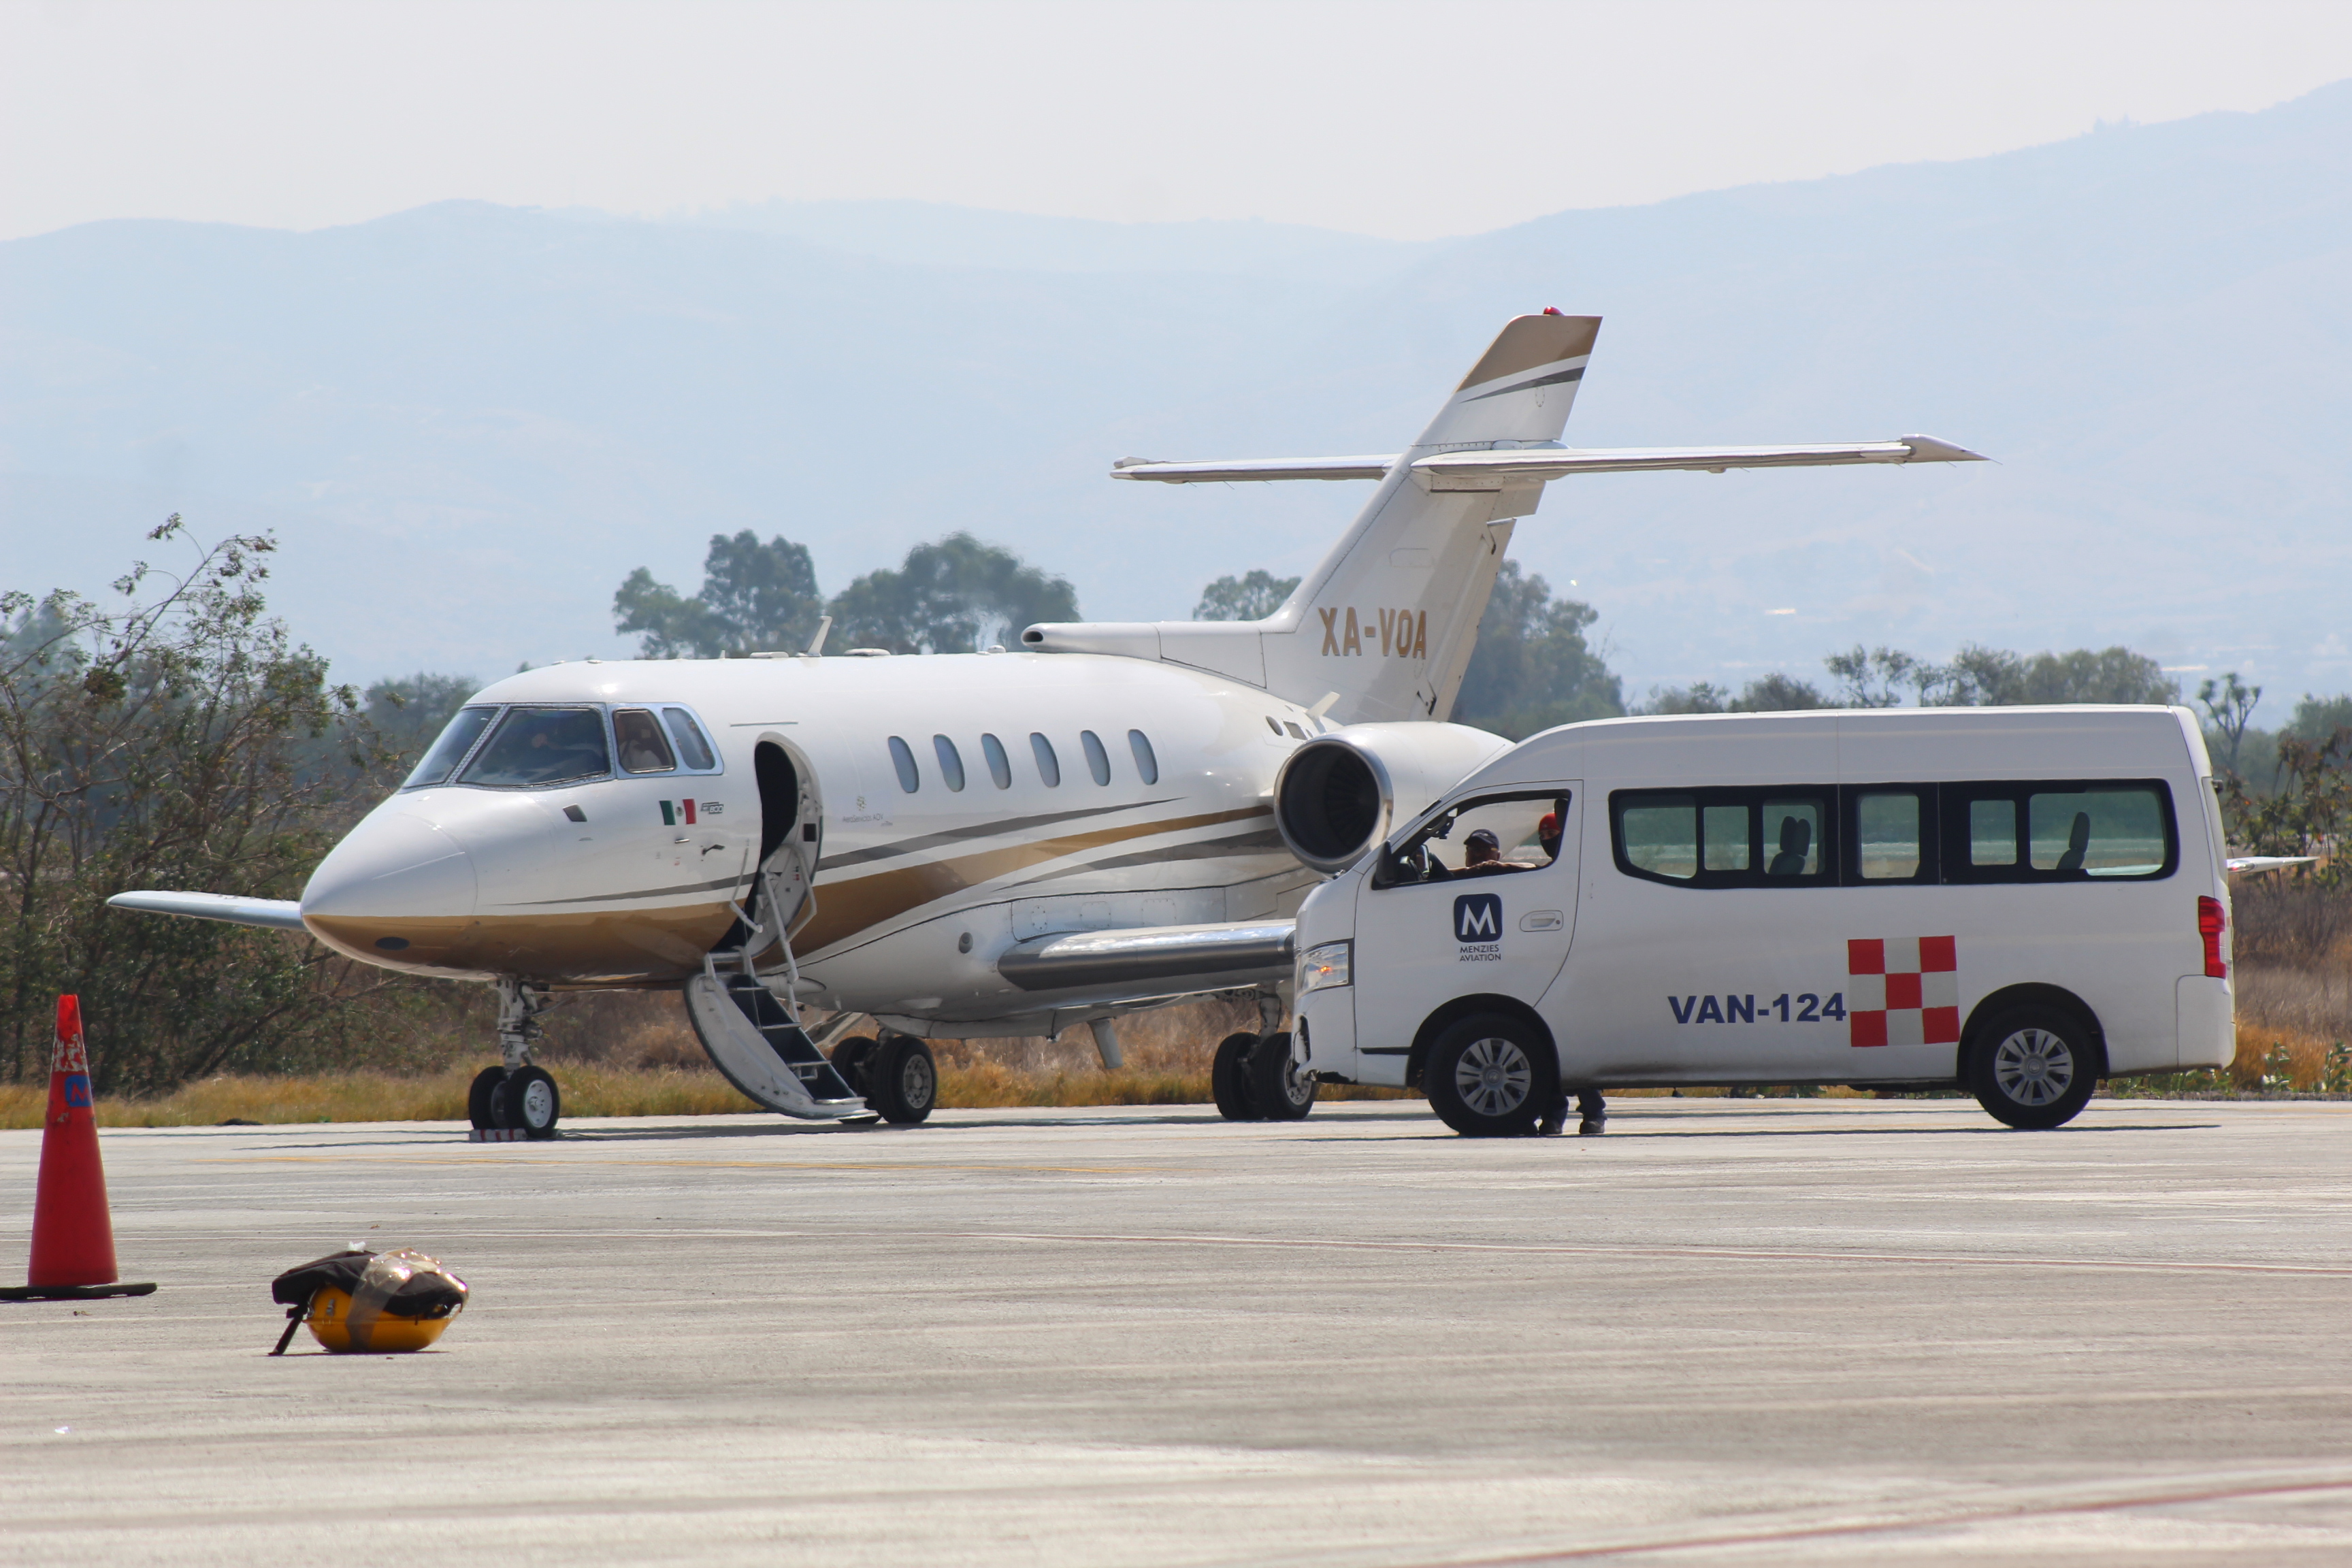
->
1351, 787, 1581, 1068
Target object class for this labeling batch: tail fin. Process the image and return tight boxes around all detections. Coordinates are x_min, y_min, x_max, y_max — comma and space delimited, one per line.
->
1024, 314, 1600, 723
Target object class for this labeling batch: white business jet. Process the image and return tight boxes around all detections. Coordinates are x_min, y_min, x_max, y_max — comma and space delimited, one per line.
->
110, 312, 1982, 1136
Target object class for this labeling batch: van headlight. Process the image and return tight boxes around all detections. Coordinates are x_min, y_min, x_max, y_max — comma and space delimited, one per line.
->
1298, 940, 1352, 993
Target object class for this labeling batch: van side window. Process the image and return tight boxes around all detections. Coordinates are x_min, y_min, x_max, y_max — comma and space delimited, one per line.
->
1941, 781, 2176, 883
1968, 800, 2017, 867
1763, 799, 1823, 877
1377, 791, 1571, 887
887, 736, 920, 793
1854, 791, 1925, 880
1611, 788, 1835, 888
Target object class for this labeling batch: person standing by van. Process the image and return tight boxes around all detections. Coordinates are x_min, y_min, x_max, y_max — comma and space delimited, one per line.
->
1542, 1088, 1605, 1137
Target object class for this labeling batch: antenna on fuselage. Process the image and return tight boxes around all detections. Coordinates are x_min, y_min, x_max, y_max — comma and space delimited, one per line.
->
803, 616, 832, 658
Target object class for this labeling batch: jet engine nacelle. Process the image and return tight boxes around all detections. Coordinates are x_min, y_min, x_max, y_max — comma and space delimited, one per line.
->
1273, 721, 1513, 875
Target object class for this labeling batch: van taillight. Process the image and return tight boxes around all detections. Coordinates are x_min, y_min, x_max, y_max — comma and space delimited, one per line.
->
2198, 896, 2227, 979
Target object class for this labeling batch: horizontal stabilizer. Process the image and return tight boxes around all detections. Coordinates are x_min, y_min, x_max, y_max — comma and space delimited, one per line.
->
2227, 855, 2319, 874
106, 890, 308, 932
1111, 455, 1392, 483
1107, 436, 1984, 486
997, 919, 1294, 993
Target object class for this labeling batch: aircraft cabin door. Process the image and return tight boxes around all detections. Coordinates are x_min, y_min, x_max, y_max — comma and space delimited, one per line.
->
1350, 787, 1582, 1064
752, 740, 822, 953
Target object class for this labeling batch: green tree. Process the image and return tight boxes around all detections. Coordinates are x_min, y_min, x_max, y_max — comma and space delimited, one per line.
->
614, 531, 826, 658
1, 520, 404, 1092
361, 673, 480, 766
1826, 646, 1927, 708
2288, 693, 2351, 741
828, 533, 1079, 655
2198, 672, 2263, 774
1730, 673, 1833, 711
1194, 570, 1300, 621
1452, 561, 1624, 738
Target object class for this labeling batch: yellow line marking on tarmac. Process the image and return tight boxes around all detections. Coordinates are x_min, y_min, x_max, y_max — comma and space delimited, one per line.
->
976, 1230, 2352, 1277
200, 1155, 1165, 1174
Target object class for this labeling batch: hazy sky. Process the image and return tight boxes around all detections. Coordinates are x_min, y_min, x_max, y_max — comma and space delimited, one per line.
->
6, 0, 2351, 242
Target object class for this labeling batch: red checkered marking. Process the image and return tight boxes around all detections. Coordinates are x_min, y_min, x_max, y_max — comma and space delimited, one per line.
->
1846, 936, 1959, 1048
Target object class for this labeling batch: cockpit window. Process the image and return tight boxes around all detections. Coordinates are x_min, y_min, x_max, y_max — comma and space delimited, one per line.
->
459, 706, 612, 788
662, 708, 717, 771
404, 705, 498, 789
612, 709, 676, 774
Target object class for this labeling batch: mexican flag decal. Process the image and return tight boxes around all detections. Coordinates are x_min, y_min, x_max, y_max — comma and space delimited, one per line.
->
659, 800, 698, 826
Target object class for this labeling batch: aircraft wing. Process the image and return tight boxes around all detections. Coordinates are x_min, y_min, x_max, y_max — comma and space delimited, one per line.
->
106, 890, 308, 931
1108, 436, 1984, 485
996, 919, 1294, 992
2226, 856, 2319, 874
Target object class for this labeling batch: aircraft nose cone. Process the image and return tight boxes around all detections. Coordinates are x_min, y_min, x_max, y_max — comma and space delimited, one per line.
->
301, 813, 478, 922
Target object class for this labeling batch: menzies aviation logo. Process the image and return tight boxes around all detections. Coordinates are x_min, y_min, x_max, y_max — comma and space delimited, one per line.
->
1454, 893, 1503, 962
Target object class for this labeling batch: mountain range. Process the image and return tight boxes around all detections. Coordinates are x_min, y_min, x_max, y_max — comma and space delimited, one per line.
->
3, 80, 2347, 708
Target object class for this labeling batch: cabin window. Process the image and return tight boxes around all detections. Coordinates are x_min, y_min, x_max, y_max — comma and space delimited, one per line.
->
1283, 721, 1307, 740
1128, 729, 1159, 785
1080, 729, 1112, 785
981, 732, 1012, 789
1264, 716, 1282, 735
662, 708, 718, 771
404, 705, 497, 789
612, 709, 676, 774
460, 706, 612, 789
1030, 732, 1061, 787
932, 735, 966, 791
887, 736, 920, 793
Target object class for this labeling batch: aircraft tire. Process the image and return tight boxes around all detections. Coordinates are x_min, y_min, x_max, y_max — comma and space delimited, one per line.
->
1211, 1033, 1260, 1121
830, 1036, 879, 1098
1423, 1015, 1552, 1137
495, 1064, 562, 1139
1247, 1030, 1316, 1121
868, 1036, 936, 1125
468, 1066, 505, 1131
1966, 1006, 2097, 1130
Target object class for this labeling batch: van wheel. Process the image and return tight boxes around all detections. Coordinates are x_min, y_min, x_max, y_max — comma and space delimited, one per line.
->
1211, 1033, 1260, 1121
1247, 1031, 1316, 1121
868, 1036, 936, 1124
1967, 1007, 2097, 1130
1424, 1015, 1554, 1137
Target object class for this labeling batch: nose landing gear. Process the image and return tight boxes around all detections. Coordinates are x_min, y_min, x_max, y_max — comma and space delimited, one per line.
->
469, 979, 561, 1140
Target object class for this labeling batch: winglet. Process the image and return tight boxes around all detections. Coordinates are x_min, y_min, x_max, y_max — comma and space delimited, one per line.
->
1899, 435, 1989, 463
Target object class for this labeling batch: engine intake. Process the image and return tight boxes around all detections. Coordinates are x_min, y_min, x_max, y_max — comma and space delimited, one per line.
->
1274, 723, 1512, 875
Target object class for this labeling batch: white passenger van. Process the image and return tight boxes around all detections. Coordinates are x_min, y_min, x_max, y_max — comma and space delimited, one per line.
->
1281, 707, 2235, 1132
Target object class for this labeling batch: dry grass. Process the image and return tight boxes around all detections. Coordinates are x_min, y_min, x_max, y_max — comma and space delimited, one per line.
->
0, 1064, 759, 1130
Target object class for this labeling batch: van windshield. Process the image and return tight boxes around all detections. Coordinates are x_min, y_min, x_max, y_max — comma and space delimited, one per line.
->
459, 706, 612, 788
1384, 794, 1569, 884
404, 705, 497, 789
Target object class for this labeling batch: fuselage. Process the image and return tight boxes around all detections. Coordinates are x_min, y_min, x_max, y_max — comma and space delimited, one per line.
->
300, 651, 1329, 1030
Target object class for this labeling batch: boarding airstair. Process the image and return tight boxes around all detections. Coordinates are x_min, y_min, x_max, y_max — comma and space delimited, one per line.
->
682, 787, 872, 1122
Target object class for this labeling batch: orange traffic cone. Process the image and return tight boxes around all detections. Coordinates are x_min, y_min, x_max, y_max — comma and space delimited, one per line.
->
1, 996, 155, 1301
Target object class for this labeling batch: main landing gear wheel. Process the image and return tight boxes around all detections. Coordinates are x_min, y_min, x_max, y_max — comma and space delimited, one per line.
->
1211, 1032, 1261, 1121
830, 1036, 879, 1098
1424, 1015, 1555, 1137
868, 1036, 936, 1125
1967, 1006, 2097, 1130
494, 1064, 562, 1139
1247, 1030, 1316, 1121
468, 1066, 506, 1131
